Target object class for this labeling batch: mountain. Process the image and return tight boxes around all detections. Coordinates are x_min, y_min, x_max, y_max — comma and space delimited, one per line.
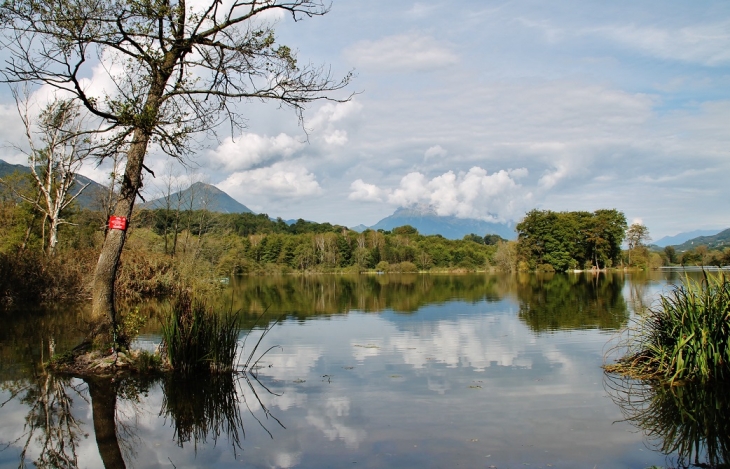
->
0, 158, 107, 210
368, 206, 516, 240
654, 229, 725, 247
671, 228, 730, 252
139, 182, 253, 214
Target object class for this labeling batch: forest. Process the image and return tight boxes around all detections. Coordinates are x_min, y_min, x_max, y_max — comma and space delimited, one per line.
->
2, 168, 728, 308
0, 185, 506, 306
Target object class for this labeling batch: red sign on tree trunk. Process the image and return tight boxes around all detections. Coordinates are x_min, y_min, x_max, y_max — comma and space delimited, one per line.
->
108, 216, 128, 231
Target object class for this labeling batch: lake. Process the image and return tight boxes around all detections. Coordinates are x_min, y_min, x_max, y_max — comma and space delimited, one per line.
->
1, 271, 727, 468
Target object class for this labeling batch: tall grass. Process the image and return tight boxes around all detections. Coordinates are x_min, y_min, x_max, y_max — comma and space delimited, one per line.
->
606, 273, 730, 383
160, 291, 239, 374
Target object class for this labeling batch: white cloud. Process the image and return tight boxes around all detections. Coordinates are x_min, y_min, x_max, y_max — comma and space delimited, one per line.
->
309, 101, 363, 129
305, 397, 366, 449
351, 167, 531, 222
348, 179, 385, 202
406, 2, 442, 19
591, 21, 730, 66
208, 133, 305, 171
424, 145, 448, 159
307, 100, 363, 146
345, 33, 459, 72
217, 162, 322, 200
324, 129, 348, 146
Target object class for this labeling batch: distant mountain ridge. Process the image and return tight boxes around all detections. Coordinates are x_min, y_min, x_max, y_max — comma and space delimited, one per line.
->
654, 229, 725, 247
0, 158, 107, 210
358, 206, 516, 240
139, 182, 253, 214
671, 228, 730, 251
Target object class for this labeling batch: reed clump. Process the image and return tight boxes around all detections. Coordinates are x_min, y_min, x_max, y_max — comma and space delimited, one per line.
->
606, 273, 730, 383
160, 290, 239, 374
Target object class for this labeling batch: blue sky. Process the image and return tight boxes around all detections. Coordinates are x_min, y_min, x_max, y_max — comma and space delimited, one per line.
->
1, 0, 729, 238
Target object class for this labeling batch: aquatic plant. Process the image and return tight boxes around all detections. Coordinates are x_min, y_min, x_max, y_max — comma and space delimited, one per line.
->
160, 290, 239, 374
606, 273, 730, 383
606, 373, 730, 468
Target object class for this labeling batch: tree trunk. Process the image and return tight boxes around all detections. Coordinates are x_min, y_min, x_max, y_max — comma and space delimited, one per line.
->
48, 216, 59, 256
91, 129, 150, 329
87, 378, 126, 469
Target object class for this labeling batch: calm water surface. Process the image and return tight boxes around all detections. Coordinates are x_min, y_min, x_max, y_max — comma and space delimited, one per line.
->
0, 272, 725, 468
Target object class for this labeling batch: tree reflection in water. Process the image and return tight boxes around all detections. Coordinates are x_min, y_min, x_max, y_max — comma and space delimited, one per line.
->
3, 369, 282, 468
516, 272, 630, 332
1, 371, 85, 468
605, 374, 730, 468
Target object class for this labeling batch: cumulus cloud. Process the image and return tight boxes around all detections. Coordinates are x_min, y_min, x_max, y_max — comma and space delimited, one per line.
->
307, 100, 363, 146
217, 162, 322, 200
348, 179, 386, 202
345, 33, 459, 72
350, 167, 531, 222
208, 133, 304, 171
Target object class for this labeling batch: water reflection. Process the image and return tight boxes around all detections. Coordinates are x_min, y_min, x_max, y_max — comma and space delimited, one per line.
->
1, 273, 695, 468
217, 273, 631, 333
2, 369, 282, 468
514, 272, 629, 332
1, 371, 84, 468
606, 374, 730, 468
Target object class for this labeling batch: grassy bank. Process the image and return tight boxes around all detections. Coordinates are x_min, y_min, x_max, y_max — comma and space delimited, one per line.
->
605, 273, 730, 383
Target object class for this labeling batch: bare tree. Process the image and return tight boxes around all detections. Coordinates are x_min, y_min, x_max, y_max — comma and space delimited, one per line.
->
1, 0, 352, 336
10, 93, 93, 256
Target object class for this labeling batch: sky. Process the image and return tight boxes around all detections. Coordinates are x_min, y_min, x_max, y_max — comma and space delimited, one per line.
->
1, 0, 729, 239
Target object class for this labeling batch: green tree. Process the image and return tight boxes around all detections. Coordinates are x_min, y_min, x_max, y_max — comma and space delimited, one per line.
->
664, 245, 678, 264
626, 223, 651, 266
1, 0, 352, 333
516, 209, 626, 271
483, 234, 506, 246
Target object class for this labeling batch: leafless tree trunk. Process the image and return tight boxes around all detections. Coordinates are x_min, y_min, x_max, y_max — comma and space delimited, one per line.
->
10, 92, 93, 256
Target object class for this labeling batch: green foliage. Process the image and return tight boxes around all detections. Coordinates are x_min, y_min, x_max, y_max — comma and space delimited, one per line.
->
392, 225, 418, 235
135, 350, 162, 373
516, 209, 627, 271
160, 291, 239, 374
117, 307, 147, 348
608, 273, 730, 383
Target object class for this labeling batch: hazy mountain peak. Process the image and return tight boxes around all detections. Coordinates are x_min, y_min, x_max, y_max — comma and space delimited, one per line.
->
369, 207, 515, 240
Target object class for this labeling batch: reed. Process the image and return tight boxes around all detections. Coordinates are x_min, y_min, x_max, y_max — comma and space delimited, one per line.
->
160, 290, 239, 374
606, 273, 730, 383
606, 374, 730, 468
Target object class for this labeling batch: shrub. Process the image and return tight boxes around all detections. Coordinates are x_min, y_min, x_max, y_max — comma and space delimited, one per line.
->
0, 249, 92, 306
116, 252, 179, 301
606, 273, 730, 383
160, 290, 239, 374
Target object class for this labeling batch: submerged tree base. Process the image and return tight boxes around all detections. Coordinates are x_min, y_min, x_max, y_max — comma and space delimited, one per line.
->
49, 348, 164, 377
